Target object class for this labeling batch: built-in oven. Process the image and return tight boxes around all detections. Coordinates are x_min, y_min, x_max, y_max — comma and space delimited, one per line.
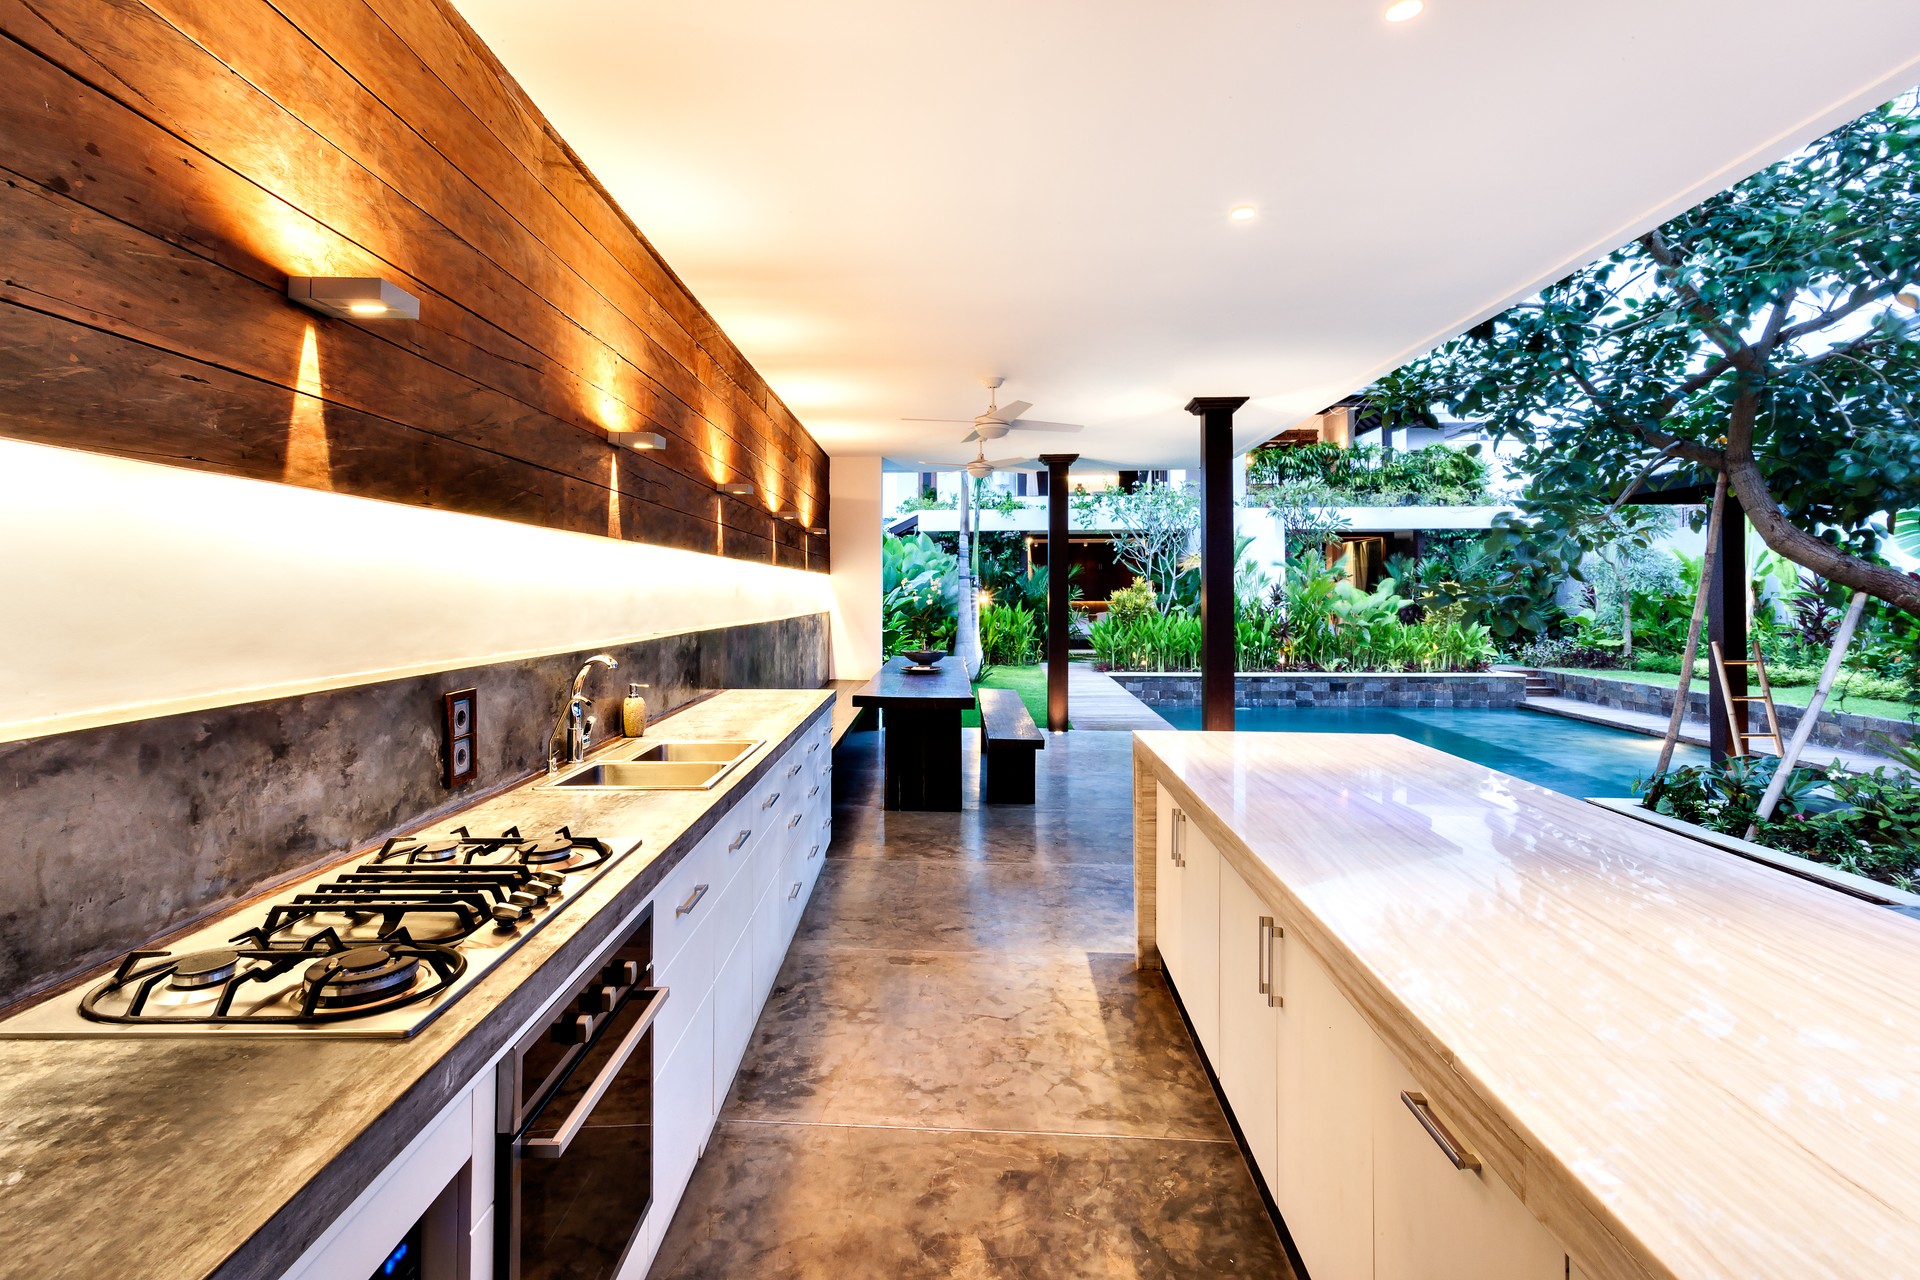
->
496, 909, 668, 1280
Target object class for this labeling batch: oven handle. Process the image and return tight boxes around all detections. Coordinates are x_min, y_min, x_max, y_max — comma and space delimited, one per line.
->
520, 985, 669, 1160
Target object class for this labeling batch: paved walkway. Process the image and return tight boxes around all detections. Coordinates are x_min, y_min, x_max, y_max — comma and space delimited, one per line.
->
649, 728, 1290, 1278
1056, 661, 1173, 731
1523, 696, 1903, 774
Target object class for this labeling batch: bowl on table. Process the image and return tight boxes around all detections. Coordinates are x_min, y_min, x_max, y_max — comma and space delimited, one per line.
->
903, 650, 946, 672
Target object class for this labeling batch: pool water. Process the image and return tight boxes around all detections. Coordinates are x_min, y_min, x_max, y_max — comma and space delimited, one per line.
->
1156, 705, 1709, 799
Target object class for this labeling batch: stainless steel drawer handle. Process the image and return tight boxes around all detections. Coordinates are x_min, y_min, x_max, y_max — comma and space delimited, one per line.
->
808, 843, 820, 860
728, 829, 751, 852
1170, 808, 1185, 868
1257, 916, 1272, 996
787, 812, 803, 829
788, 881, 801, 900
807, 785, 819, 799
1267, 919, 1284, 1008
786, 763, 803, 778
675, 884, 710, 917
1401, 1092, 1480, 1172
808, 741, 819, 753
762, 791, 781, 810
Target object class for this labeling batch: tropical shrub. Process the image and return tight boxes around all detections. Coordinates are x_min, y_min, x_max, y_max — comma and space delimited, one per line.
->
1246, 442, 1492, 507
1638, 755, 1920, 890
881, 533, 956, 656
1106, 577, 1158, 625
980, 603, 1039, 666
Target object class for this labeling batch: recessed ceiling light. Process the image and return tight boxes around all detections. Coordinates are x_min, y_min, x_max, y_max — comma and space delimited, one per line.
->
1384, 0, 1424, 21
1228, 204, 1258, 223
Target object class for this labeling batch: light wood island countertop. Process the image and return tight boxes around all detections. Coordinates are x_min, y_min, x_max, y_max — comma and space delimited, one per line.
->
1132, 730, 1920, 1280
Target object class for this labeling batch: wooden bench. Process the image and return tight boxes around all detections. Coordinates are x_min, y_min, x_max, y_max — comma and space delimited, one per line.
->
978, 687, 1045, 804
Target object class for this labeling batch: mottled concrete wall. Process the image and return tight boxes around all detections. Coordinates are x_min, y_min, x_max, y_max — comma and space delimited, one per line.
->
0, 614, 827, 1008
1109, 672, 1527, 709
1548, 671, 1914, 754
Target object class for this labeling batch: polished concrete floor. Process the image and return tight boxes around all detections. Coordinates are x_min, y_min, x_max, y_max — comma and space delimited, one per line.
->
649, 728, 1294, 1279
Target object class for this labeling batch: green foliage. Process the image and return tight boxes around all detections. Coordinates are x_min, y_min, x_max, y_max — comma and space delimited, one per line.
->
1639, 755, 1920, 889
1088, 481, 1201, 607
979, 603, 1039, 666
1106, 577, 1158, 625
1087, 609, 1202, 672
881, 533, 957, 656
1361, 92, 1920, 610
898, 488, 954, 514
1246, 442, 1492, 506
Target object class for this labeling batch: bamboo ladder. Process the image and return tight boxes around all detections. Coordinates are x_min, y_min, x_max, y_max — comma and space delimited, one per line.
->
1709, 639, 1786, 757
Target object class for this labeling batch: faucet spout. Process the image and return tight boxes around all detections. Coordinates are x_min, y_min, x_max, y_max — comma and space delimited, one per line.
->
548, 655, 620, 773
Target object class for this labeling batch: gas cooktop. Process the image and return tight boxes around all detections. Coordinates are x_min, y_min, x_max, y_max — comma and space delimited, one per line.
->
0, 824, 641, 1039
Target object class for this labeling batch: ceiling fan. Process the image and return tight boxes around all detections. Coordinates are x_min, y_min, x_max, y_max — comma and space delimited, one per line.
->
902, 375, 1085, 443
909, 440, 1035, 480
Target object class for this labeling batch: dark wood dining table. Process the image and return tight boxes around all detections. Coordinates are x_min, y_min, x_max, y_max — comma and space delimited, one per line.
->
849, 656, 977, 810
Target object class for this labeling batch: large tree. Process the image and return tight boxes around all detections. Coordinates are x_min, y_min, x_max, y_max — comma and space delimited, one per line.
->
1366, 93, 1920, 614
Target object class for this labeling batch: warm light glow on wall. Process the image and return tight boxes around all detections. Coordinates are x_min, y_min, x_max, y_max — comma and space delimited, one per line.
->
284, 323, 331, 489
607, 453, 622, 539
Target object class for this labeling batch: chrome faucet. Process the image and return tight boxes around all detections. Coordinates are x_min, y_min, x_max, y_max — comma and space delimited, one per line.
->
547, 654, 618, 773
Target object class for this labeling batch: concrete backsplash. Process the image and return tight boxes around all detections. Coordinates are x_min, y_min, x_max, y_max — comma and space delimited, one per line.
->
0, 614, 828, 1009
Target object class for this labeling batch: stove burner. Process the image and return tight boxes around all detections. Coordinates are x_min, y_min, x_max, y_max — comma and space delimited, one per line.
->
382, 837, 462, 864
301, 945, 422, 1009
169, 949, 239, 991
518, 837, 576, 864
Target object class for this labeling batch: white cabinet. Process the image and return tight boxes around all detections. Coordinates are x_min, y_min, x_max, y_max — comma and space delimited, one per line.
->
1372, 1040, 1564, 1280
1274, 938, 1376, 1280
1153, 785, 1184, 980
1216, 857, 1279, 1192
655, 990, 716, 1209
1175, 811, 1221, 1063
711, 926, 756, 1099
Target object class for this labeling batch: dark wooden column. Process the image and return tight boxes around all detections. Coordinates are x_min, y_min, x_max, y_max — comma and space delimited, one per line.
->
1708, 492, 1748, 762
1040, 453, 1079, 732
1187, 397, 1248, 732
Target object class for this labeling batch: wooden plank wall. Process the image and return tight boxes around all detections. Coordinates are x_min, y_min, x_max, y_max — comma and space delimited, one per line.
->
0, 0, 829, 570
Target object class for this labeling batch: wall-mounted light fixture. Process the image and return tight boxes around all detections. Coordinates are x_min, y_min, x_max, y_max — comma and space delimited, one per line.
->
774, 509, 800, 521
619, 432, 667, 452
806, 526, 827, 537
287, 277, 421, 320
719, 481, 755, 497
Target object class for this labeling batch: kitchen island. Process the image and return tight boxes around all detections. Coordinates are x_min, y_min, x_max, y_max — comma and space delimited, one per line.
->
1134, 730, 1920, 1280
0, 689, 833, 1280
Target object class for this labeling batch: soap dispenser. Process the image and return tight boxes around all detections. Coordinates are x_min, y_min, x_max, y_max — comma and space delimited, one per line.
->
622, 683, 649, 737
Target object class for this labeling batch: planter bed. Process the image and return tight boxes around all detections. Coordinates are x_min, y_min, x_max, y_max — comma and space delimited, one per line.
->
1108, 670, 1526, 710
1587, 796, 1920, 910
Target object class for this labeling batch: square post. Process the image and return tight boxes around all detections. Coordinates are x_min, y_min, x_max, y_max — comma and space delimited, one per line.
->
1186, 397, 1248, 732
1040, 453, 1079, 732
1708, 492, 1748, 762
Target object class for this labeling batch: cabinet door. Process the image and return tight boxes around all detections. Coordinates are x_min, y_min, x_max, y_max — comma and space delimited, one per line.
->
1372, 1040, 1565, 1280
750, 876, 785, 1010
712, 927, 756, 1104
1153, 782, 1184, 980
1175, 813, 1221, 1064
654, 989, 715, 1215
1216, 857, 1279, 1194
1275, 944, 1374, 1280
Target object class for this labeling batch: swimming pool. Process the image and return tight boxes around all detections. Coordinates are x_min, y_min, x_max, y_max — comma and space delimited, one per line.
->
1155, 705, 1709, 799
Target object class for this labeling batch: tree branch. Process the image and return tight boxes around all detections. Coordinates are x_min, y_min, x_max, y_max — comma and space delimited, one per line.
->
1726, 457, 1920, 614
1774, 281, 1895, 346
1639, 228, 1751, 359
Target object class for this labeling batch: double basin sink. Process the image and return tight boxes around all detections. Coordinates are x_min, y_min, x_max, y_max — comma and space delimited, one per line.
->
545, 739, 763, 791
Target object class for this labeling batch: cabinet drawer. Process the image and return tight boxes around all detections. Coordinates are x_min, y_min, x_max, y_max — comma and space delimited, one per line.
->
651, 912, 711, 1066
654, 990, 715, 1224
650, 828, 722, 971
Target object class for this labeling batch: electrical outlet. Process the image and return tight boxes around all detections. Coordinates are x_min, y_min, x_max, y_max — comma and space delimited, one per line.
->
442, 688, 477, 788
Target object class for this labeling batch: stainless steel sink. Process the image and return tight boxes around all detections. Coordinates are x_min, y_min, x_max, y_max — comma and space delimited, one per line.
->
546, 740, 762, 791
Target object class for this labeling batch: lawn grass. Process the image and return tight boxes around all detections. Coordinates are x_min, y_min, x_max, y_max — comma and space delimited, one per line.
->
1549, 666, 1918, 724
960, 662, 1054, 728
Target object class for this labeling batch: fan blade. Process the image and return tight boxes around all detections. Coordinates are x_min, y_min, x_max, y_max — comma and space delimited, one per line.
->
982, 400, 1032, 424
986, 457, 1035, 469
961, 429, 982, 443
900, 417, 976, 423
1007, 419, 1084, 433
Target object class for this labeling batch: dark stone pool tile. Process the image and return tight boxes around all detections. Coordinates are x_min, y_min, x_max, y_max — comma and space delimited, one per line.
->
649, 1122, 1293, 1280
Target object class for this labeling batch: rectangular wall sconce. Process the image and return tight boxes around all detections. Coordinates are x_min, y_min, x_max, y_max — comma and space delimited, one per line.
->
719, 481, 755, 497
774, 510, 800, 521
621, 432, 667, 451
287, 276, 421, 320
807, 527, 827, 536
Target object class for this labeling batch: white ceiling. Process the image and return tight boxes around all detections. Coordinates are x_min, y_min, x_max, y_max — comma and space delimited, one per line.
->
453, 0, 1920, 471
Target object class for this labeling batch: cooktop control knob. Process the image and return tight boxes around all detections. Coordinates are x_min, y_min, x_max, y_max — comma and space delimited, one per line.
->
491, 901, 530, 928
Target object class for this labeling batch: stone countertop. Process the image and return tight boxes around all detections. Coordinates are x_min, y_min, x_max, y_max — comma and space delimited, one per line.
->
0, 688, 833, 1280
1133, 730, 1920, 1280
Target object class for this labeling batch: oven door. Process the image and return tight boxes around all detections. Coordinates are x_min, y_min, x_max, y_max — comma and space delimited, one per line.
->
502, 982, 669, 1280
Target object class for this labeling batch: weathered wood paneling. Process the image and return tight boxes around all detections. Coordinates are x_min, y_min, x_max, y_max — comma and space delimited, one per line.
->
0, 0, 829, 569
